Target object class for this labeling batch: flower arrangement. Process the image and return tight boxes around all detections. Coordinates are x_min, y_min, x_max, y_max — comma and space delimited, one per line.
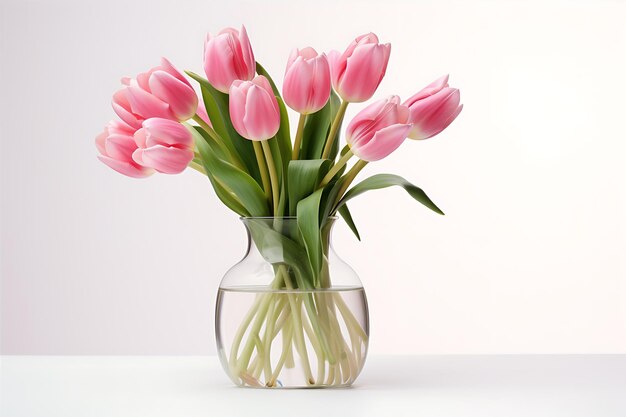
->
96, 26, 462, 387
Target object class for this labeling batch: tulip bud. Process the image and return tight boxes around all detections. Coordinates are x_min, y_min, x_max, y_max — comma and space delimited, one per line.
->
228, 75, 280, 141
346, 96, 411, 161
131, 118, 194, 174
204, 25, 256, 93
282, 47, 331, 114
328, 33, 391, 103
96, 120, 154, 178
112, 58, 198, 124
403, 75, 463, 140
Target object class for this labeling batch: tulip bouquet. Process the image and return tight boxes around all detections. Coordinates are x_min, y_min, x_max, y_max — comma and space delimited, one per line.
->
96, 26, 461, 387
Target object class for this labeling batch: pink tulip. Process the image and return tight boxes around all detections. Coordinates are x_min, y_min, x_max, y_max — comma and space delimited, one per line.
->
328, 33, 391, 103
345, 96, 411, 161
132, 118, 194, 174
229, 76, 280, 141
282, 47, 331, 114
96, 120, 154, 178
112, 58, 198, 124
403, 75, 463, 140
204, 25, 256, 93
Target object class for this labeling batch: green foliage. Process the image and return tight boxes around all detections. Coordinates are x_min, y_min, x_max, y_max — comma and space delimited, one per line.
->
336, 174, 445, 215
287, 159, 332, 216
337, 205, 361, 241
297, 188, 326, 284
245, 218, 315, 288
300, 90, 341, 160
192, 126, 269, 217
274, 97, 292, 176
191, 127, 250, 216
326, 91, 343, 161
255, 62, 281, 97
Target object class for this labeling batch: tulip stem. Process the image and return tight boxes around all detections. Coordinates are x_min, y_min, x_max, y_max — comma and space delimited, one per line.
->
319, 149, 353, 188
192, 114, 246, 171
188, 160, 206, 174
321, 101, 349, 160
252, 141, 272, 206
333, 160, 368, 209
292, 114, 307, 160
261, 140, 280, 214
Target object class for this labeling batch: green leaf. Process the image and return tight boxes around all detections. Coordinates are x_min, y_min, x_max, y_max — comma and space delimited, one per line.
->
185, 71, 262, 184
327, 90, 343, 161
338, 204, 361, 240
276, 175, 287, 217
255, 62, 281, 97
194, 127, 270, 217
186, 73, 234, 152
287, 159, 332, 216
297, 188, 326, 285
190, 127, 250, 216
300, 91, 334, 160
336, 174, 445, 215
274, 97, 292, 175
267, 136, 284, 187
245, 219, 314, 288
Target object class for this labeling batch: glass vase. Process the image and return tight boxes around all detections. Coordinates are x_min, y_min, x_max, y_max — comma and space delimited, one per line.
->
215, 217, 369, 388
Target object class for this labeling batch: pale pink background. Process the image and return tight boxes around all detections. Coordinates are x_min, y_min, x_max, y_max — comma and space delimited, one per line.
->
1, 0, 625, 354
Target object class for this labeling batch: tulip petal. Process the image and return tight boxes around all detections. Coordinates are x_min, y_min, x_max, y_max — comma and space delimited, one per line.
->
229, 83, 250, 138
352, 123, 411, 162
142, 118, 193, 148
159, 57, 192, 87
355, 32, 379, 45
204, 35, 238, 93
135, 145, 194, 174
242, 84, 280, 140
238, 25, 256, 80
283, 58, 315, 113
136, 71, 153, 92
133, 127, 148, 148
348, 97, 409, 145
408, 88, 459, 121
310, 54, 331, 113
104, 134, 138, 161
410, 103, 463, 140
107, 119, 136, 135
98, 155, 154, 178
112, 89, 143, 129
149, 71, 198, 121
328, 49, 345, 90
126, 86, 174, 120
95, 129, 108, 155
343, 32, 379, 60
404, 75, 449, 105
337, 43, 390, 102
251, 75, 275, 96
408, 88, 461, 140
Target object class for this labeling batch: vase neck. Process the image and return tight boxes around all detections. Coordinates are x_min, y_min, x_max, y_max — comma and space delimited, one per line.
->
219, 216, 361, 290
241, 217, 336, 257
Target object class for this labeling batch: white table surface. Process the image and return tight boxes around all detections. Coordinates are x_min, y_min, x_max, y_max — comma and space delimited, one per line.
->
2, 355, 625, 417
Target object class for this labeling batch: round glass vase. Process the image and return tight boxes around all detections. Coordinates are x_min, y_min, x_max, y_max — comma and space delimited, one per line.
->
215, 217, 369, 388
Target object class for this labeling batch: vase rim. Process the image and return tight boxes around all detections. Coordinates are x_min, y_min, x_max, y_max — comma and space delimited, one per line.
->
239, 216, 339, 220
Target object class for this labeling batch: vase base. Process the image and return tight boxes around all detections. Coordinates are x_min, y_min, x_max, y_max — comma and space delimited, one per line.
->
216, 286, 369, 389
